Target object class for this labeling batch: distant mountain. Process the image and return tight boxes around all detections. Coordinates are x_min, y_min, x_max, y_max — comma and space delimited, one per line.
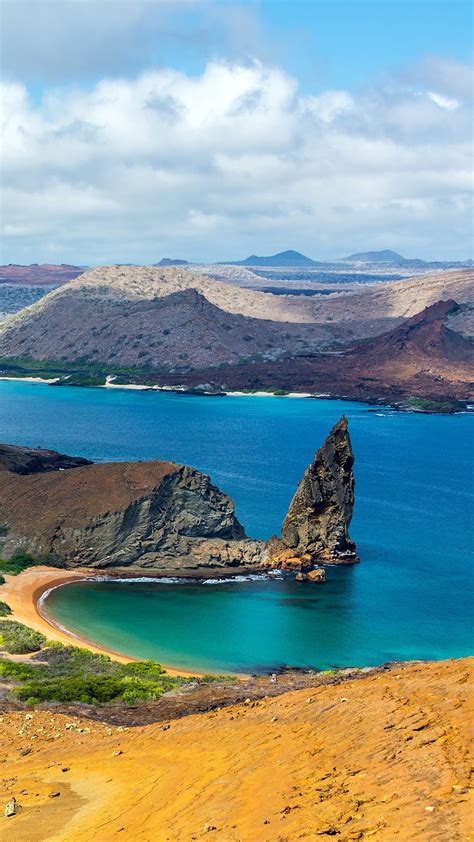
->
0, 264, 86, 285
154, 258, 189, 266
228, 250, 321, 267
342, 250, 409, 263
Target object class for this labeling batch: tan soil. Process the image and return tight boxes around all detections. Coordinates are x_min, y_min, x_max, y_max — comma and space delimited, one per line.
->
0, 460, 178, 533
0, 657, 471, 841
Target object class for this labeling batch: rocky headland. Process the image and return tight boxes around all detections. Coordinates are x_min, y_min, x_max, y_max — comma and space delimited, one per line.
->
0, 419, 356, 574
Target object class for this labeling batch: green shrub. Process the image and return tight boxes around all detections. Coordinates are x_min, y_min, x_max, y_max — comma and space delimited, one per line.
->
122, 660, 165, 678
0, 601, 12, 616
0, 552, 63, 576
0, 620, 46, 654
15, 673, 175, 704
0, 552, 41, 576
0, 619, 224, 705
0, 658, 42, 680
0, 575, 5, 585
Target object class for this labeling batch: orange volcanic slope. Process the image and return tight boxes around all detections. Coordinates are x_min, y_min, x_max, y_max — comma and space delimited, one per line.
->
0, 657, 472, 841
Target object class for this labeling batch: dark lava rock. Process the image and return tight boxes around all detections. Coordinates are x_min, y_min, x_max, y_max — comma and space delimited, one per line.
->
269, 416, 357, 565
0, 443, 92, 475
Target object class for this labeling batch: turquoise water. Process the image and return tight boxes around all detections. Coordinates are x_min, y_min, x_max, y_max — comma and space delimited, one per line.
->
1, 381, 473, 672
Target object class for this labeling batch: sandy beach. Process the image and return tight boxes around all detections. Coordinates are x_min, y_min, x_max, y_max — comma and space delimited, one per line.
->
0, 376, 325, 398
0, 375, 60, 384
0, 567, 203, 677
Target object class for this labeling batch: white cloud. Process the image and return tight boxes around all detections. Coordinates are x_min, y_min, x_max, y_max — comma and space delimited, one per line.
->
1, 58, 472, 263
427, 91, 459, 110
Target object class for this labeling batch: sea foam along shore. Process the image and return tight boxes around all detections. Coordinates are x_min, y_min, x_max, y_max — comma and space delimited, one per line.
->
0, 567, 205, 678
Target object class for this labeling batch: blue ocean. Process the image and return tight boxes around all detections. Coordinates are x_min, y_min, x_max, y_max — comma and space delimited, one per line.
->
1, 380, 472, 673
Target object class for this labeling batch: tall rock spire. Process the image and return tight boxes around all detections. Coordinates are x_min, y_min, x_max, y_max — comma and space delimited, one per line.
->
268, 416, 357, 567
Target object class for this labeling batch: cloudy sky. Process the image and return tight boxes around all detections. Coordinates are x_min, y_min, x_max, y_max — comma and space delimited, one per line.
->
1, 0, 472, 264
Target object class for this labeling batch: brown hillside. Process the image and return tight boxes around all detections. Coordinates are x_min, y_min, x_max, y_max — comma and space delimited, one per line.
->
0, 264, 84, 285
0, 266, 472, 370
156, 299, 474, 403
346, 299, 474, 367
0, 286, 332, 368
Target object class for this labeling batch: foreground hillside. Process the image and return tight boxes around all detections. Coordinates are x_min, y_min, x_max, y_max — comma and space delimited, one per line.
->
0, 266, 472, 371
1, 658, 471, 841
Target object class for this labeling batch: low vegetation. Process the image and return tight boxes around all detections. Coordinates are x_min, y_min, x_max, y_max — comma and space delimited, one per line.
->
0, 629, 217, 705
0, 620, 46, 654
0, 551, 60, 576
0, 600, 12, 616
0, 356, 158, 385
404, 397, 459, 413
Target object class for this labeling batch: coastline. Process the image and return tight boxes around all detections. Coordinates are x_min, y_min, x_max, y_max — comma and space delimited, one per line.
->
0, 375, 60, 384
0, 374, 318, 397
0, 374, 470, 413
0, 567, 207, 678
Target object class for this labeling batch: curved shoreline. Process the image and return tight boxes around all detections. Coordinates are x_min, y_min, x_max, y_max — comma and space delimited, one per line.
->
0, 567, 209, 678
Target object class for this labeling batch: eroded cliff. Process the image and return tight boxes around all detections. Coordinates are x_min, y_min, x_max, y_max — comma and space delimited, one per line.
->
0, 455, 264, 570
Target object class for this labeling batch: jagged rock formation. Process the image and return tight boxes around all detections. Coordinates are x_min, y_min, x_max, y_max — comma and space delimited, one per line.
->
0, 420, 357, 572
267, 417, 357, 568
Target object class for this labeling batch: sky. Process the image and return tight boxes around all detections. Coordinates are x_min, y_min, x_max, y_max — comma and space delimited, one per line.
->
1, 0, 473, 264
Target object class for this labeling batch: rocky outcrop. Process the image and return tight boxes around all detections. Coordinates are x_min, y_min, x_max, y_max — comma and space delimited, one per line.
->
267, 417, 357, 567
0, 420, 357, 572
0, 443, 92, 475
0, 451, 265, 570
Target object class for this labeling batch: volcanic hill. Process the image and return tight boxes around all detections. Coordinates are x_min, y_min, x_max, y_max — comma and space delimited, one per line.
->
156, 299, 474, 405
0, 266, 472, 373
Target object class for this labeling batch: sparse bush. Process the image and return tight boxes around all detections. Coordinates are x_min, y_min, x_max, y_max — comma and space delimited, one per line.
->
0, 601, 12, 616
0, 552, 44, 576
0, 620, 46, 654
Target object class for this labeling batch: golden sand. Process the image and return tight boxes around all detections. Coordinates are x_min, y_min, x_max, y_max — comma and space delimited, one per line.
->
0, 568, 204, 677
